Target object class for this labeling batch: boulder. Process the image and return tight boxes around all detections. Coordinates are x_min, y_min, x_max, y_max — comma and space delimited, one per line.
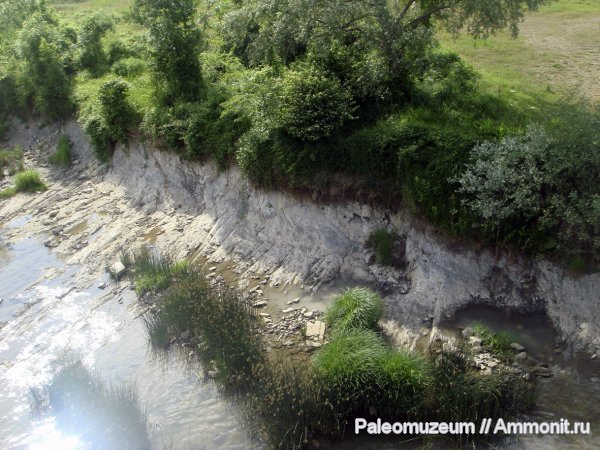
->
110, 261, 126, 279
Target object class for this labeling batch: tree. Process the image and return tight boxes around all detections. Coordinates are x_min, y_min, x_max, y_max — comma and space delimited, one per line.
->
16, 12, 74, 119
223, 0, 548, 103
78, 12, 113, 75
132, 0, 202, 104
278, 64, 354, 141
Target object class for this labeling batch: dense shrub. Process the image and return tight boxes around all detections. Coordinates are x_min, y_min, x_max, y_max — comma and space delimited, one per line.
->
112, 57, 146, 77
16, 13, 74, 119
0, 72, 19, 139
80, 77, 138, 160
456, 102, 600, 264
278, 65, 354, 142
77, 12, 113, 76
132, 0, 203, 104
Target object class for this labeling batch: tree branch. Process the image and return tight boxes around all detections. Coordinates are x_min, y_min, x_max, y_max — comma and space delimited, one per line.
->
406, 3, 455, 29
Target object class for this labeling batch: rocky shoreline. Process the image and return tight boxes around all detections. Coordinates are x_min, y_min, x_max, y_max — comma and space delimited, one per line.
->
1, 119, 599, 357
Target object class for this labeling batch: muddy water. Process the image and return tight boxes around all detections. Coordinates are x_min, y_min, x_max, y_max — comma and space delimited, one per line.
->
0, 218, 258, 449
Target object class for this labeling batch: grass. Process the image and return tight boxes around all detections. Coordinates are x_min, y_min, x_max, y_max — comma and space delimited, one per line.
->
0, 169, 48, 198
324, 287, 384, 334
134, 253, 537, 448
439, 0, 600, 108
14, 169, 48, 192
29, 360, 150, 450
367, 229, 399, 266
0, 146, 24, 175
120, 246, 191, 295
49, 134, 72, 166
471, 322, 515, 362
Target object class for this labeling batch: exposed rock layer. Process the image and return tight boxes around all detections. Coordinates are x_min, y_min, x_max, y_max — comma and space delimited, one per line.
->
2, 120, 599, 354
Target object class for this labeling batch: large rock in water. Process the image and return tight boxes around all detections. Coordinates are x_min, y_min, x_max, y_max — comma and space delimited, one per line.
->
110, 261, 126, 279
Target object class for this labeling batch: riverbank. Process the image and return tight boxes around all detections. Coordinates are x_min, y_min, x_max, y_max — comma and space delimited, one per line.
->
1, 119, 599, 356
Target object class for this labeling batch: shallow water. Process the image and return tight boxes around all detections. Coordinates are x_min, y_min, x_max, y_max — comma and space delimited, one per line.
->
1, 216, 598, 449
0, 218, 258, 450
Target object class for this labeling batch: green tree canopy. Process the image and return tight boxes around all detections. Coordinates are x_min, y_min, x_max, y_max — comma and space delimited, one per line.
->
132, 0, 203, 104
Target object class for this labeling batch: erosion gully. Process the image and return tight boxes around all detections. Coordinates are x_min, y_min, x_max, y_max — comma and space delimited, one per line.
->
0, 217, 598, 449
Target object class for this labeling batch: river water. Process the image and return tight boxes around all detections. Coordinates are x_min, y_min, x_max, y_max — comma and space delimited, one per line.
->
0, 216, 598, 449
0, 216, 257, 449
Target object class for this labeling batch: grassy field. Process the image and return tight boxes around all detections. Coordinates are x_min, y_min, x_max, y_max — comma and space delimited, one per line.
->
439, 0, 600, 109
50, 0, 600, 113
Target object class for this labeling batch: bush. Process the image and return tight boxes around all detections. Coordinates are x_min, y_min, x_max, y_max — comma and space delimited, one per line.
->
324, 287, 384, 334
81, 77, 138, 161
455, 102, 600, 264
16, 13, 74, 119
49, 134, 72, 166
112, 57, 146, 78
14, 169, 47, 192
77, 12, 113, 76
278, 65, 354, 142
0, 73, 19, 140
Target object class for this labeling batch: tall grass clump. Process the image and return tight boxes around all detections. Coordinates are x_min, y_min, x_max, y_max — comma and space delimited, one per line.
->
313, 330, 431, 422
368, 229, 399, 266
0, 146, 24, 175
121, 246, 191, 295
244, 356, 335, 449
143, 267, 264, 389
471, 323, 514, 362
49, 134, 72, 166
427, 347, 535, 423
14, 169, 47, 192
29, 360, 150, 450
324, 287, 384, 334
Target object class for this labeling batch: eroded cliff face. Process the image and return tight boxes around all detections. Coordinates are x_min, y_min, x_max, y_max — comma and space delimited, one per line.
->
3, 120, 600, 354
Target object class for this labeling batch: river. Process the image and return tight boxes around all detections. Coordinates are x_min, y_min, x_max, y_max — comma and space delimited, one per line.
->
0, 215, 598, 449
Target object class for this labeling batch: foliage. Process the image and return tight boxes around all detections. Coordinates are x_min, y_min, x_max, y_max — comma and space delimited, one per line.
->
471, 323, 515, 362
427, 347, 535, 423
15, 12, 75, 119
112, 57, 146, 77
14, 169, 47, 192
324, 287, 384, 334
77, 12, 114, 76
132, 0, 203, 104
278, 64, 354, 142
455, 102, 600, 264
79, 77, 138, 160
368, 229, 399, 266
29, 360, 150, 450
49, 135, 72, 166
0, 146, 24, 174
